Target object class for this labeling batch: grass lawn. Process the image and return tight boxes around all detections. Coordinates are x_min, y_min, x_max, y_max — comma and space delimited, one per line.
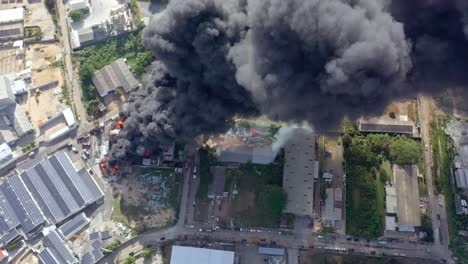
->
226, 153, 285, 228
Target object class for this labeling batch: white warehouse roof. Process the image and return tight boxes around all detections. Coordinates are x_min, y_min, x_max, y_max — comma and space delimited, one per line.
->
170, 246, 234, 264
69, 0, 89, 12
0, 8, 24, 24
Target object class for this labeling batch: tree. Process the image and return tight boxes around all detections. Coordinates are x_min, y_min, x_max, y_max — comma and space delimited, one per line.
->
258, 185, 287, 220
123, 256, 136, 264
69, 10, 84, 21
140, 248, 155, 258
389, 136, 421, 165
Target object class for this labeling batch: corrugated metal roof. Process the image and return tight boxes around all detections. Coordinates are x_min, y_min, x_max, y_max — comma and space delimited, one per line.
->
49, 153, 94, 206
80, 252, 93, 264
78, 170, 103, 203
21, 169, 66, 223
91, 239, 102, 250
170, 246, 235, 264
359, 123, 413, 134
88, 231, 99, 240
0, 143, 12, 162
91, 249, 103, 262
0, 187, 20, 235
38, 248, 61, 264
100, 230, 112, 240
92, 59, 138, 97
58, 212, 89, 239
3, 175, 46, 235
35, 160, 80, 216
258, 247, 285, 256
0, 8, 24, 24
43, 230, 77, 264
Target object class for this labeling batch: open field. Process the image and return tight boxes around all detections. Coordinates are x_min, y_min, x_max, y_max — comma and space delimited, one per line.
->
195, 150, 286, 228
111, 168, 180, 231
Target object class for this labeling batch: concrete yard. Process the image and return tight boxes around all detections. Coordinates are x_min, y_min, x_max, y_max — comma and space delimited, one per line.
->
69, 0, 123, 47
19, 43, 66, 131
394, 165, 421, 227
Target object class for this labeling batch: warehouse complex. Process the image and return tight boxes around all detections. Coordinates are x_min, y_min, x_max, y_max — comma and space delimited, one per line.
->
0, 151, 103, 261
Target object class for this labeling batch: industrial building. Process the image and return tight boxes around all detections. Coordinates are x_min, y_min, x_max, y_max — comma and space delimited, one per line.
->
389, 165, 421, 230
170, 246, 235, 264
385, 186, 398, 214
77, 25, 108, 48
0, 152, 103, 250
39, 229, 77, 264
218, 145, 276, 164
58, 213, 90, 240
208, 166, 226, 199
0, 75, 34, 145
92, 58, 139, 97
323, 188, 343, 227
0, 8, 24, 44
358, 116, 419, 138
68, 0, 89, 12
282, 129, 317, 217
0, 143, 12, 165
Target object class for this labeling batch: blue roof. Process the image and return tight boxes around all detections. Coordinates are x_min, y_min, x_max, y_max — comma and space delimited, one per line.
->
58, 213, 89, 238
42, 230, 77, 264
4, 175, 45, 235
39, 247, 61, 264
258, 247, 285, 256
49, 153, 94, 206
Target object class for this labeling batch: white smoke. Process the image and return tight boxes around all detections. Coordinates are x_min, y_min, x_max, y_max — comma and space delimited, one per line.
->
272, 122, 314, 154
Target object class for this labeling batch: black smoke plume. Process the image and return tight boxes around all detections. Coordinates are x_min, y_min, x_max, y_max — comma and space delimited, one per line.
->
109, 0, 468, 161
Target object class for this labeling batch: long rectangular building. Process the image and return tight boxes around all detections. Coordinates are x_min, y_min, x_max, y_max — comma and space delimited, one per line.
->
282, 129, 316, 217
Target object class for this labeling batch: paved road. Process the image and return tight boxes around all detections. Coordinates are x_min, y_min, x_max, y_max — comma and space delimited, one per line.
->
418, 95, 453, 263
99, 153, 452, 264
55, 0, 90, 133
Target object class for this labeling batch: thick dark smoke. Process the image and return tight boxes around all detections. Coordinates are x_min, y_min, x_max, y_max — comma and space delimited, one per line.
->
109, 0, 468, 161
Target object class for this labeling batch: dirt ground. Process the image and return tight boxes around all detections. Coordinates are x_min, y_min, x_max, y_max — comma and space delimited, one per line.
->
26, 44, 62, 70
112, 169, 176, 230
384, 100, 418, 122
18, 44, 66, 131
212, 168, 257, 227
15, 251, 39, 264
0, 48, 24, 75
18, 83, 66, 131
